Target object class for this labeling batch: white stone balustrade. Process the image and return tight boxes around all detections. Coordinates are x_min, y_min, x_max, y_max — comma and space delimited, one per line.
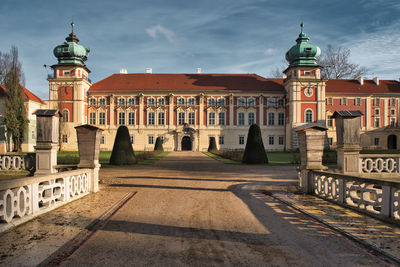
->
310, 171, 400, 221
360, 154, 400, 173
0, 168, 94, 229
0, 154, 35, 171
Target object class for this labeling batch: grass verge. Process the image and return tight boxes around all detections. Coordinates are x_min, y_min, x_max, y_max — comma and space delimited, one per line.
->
138, 151, 169, 165
203, 152, 240, 164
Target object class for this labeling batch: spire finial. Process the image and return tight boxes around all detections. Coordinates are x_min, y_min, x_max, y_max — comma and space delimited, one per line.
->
300, 21, 304, 33
71, 21, 75, 34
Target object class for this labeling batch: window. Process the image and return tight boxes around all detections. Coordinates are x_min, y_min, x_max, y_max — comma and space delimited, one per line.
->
328, 138, 333, 145
239, 135, 245, 145
341, 98, 347, 105
267, 98, 276, 107
148, 136, 154, 145
99, 98, 106, 105
130, 136, 134, 144
178, 112, 185, 125
99, 112, 106, 125
62, 110, 69, 122
188, 112, 195, 125
100, 136, 105, 144
248, 112, 255, 125
355, 98, 361, 106
118, 98, 125, 106
219, 112, 225, 125
177, 97, 185, 105
278, 136, 284, 145
374, 98, 380, 106
278, 113, 284, 125
391, 118, 396, 127
391, 109, 396, 116
64, 71, 70, 75
304, 71, 311, 76
375, 109, 380, 115
247, 98, 255, 107
159, 136, 164, 144
391, 98, 396, 106
31, 130, 35, 140
128, 112, 135, 125
238, 112, 245, 125
148, 112, 155, 125
219, 136, 224, 145
158, 112, 165, 125
118, 112, 125, 125
305, 109, 313, 123
208, 98, 216, 106
128, 97, 135, 105
268, 112, 275, 126
209, 112, 215, 125
238, 98, 245, 106
188, 97, 195, 105
269, 136, 274, 145
147, 97, 155, 106
62, 134, 68, 143
217, 98, 225, 106
327, 115, 333, 127
374, 137, 380, 146
90, 112, 96, 124
326, 98, 332, 105
277, 98, 284, 107
90, 98, 96, 105
157, 97, 165, 106
375, 118, 380, 127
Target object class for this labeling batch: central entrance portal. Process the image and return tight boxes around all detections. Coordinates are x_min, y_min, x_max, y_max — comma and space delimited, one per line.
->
181, 136, 192, 151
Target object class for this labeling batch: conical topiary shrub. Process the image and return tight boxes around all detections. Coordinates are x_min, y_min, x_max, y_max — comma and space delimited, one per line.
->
242, 124, 268, 164
154, 137, 164, 151
208, 137, 217, 152
110, 126, 136, 165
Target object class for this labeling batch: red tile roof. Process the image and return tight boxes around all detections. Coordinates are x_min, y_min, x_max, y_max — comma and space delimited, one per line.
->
0, 84, 46, 104
326, 79, 400, 94
89, 73, 285, 93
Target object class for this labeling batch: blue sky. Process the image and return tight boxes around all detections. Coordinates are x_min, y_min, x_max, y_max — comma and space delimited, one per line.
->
1, 0, 400, 99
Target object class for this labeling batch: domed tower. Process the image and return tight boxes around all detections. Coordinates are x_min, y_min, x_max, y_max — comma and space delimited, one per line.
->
47, 22, 91, 150
283, 24, 326, 150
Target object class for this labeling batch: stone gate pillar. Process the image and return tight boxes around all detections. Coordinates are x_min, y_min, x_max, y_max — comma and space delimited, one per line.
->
332, 110, 363, 175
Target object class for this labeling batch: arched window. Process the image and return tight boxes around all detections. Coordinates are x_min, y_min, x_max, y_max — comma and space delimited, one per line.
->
90, 98, 96, 105
238, 98, 245, 107
217, 98, 225, 106
147, 97, 155, 106
188, 97, 195, 105
305, 109, 313, 123
247, 98, 255, 107
177, 97, 185, 105
158, 97, 165, 106
128, 97, 135, 105
118, 98, 125, 105
62, 110, 69, 122
208, 98, 215, 106
99, 98, 106, 105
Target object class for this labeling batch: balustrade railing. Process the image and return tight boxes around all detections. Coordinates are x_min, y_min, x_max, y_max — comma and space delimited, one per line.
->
310, 171, 400, 221
0, 169, 91, 226
0, 154, 35, 172
360, 154, 400, 173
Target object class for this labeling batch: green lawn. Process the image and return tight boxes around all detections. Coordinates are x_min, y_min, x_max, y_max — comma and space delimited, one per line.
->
203, 152, 240, 164
57, 151, 148, 165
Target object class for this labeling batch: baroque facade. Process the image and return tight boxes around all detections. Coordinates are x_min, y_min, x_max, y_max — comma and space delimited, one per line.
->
48, 24, 400, 152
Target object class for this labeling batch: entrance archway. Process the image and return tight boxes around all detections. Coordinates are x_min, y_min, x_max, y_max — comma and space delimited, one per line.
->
388, 135, 397, 149
181, 136, 192, 151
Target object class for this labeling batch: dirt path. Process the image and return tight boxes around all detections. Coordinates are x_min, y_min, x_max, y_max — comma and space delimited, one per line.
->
56, 152, 389, 266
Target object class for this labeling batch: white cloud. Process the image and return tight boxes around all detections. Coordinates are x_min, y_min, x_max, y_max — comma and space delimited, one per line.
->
146, 25, 178, 44
263, 48, 278, 56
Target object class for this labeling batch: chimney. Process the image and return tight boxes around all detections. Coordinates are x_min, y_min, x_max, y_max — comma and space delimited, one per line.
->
196, 68, 201, 74
146, 68, 152, 74
357, 76, 364, 86
120, 68, 127, 74
373, 76, 379, 86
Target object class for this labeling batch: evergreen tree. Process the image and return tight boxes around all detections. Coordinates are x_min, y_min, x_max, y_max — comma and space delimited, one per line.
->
110, 126, 136, 165
242, 124, 268, 164
154, 137, 164, 151
208, 137, 217, 152
2, 46, 28, 152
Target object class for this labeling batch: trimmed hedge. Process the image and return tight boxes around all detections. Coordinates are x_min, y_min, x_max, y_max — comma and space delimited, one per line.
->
242, 124, 268, 164
208, 137, 217, 152
154, 137, 164, 151
110, 126, 136, 165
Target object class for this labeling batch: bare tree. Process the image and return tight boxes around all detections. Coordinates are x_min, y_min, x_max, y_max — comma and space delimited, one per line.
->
269, 60, 289, 78
318, 45, 367, 79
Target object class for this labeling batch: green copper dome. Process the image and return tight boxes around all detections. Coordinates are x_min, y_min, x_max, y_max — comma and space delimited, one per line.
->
285, 24, 321, 67
53, 23, 90, 66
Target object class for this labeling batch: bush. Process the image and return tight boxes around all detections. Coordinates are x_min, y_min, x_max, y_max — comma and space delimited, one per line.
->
154, 137, 164, 151
208, 137, 217, 152
110, 126, 136, 165
242, 124, 268, 164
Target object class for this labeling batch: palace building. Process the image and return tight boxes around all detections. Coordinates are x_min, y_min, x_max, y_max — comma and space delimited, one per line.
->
45, 24, 400, 152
